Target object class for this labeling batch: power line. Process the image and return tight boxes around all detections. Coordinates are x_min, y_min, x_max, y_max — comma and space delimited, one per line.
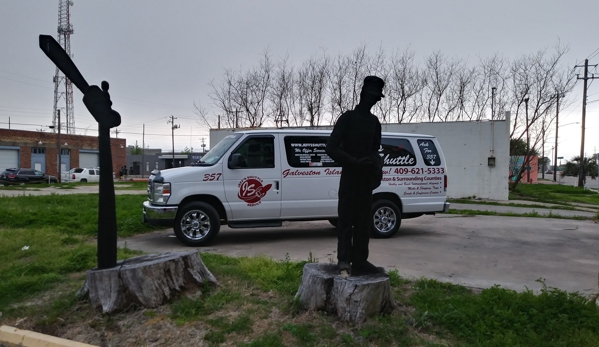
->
0, 69, 54, 84
0, 76, 54, 89
588, 47, 599, 61
0, 105, 54, 111
110, 96, 196, 112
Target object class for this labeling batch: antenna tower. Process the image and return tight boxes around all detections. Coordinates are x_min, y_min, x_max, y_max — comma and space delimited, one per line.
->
52, 0, 75, 134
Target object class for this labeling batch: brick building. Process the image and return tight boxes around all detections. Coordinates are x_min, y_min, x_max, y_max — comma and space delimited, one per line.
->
0, 128, 126, 179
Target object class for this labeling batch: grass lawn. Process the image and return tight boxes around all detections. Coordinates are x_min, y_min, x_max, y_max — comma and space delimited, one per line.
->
0, 181, 148, 191
1, 193, 599, 346
510, 184, 599, 206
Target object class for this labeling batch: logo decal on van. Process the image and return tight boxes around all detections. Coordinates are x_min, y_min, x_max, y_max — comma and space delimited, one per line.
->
238, 176, 272, 206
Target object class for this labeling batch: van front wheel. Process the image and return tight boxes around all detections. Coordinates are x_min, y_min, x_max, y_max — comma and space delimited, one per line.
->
371, 199, 401, 238
174, 201, 220, 246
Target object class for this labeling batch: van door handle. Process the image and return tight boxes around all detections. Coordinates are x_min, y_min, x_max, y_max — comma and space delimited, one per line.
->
275, 180, 279, 190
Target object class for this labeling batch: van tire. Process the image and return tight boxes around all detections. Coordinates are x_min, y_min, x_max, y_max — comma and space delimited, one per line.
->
174, 201, 220, 246
328, 218, 338, 227
371, 199, 401, 238
80, 179, 87, 183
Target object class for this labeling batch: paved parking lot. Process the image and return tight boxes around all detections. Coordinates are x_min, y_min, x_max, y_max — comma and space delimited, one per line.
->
119, 214, 599, 295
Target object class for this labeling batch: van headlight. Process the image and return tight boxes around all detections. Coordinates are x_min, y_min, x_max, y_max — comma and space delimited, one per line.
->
150, 182, 171, 204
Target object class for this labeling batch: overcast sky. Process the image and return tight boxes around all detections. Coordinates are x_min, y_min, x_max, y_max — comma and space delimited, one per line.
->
1, 0, 598, 162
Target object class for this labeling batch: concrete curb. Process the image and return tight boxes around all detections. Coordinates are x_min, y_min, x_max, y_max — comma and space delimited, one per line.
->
449, 203, 597, 219
0, 325, 97, 347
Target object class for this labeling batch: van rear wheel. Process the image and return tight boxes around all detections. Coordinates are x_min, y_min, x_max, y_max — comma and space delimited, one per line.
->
371, 199, 401, 238
174, 201, 220, 246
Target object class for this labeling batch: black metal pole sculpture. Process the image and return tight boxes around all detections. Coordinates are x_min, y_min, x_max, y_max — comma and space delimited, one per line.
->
39, 34, 120, 269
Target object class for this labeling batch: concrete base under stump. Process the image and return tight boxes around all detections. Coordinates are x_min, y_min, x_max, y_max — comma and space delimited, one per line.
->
78, 251, 218, 314
295, 263, 395, 323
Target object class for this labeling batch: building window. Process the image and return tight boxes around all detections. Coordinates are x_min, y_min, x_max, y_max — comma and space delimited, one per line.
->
32, 147, 46, 154
60, 149, 70, 155
155, 162, 159, 169
146, 162, 149, 172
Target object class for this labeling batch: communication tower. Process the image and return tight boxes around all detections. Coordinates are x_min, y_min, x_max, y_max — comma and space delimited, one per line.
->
52, 0, 75, 134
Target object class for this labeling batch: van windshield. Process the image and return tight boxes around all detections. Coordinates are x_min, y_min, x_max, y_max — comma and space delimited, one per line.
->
197, 134, 242, 165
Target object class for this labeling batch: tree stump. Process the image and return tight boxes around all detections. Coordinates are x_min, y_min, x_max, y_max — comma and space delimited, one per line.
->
295, 263, 395, 323
78, 251, 218, 313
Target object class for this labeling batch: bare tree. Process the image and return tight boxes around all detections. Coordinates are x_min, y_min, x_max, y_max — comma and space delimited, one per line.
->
474, 54, 510, 121
328, 54, 352, 124
208, 69, 238, 128
206, 39, 577, 175
386, 48, 424, 123
368, 46, 393, 123
347, 45, 369, 109
422, 52, 462, 122
508, 43, 576, 189
235, 51, 273, 127
297, 54, 330, 126
209, 51, 274, 128
268, 55, 294, 128
193, 101, 215, 129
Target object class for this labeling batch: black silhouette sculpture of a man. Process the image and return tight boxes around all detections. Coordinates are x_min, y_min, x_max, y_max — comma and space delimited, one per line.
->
326, 76, 385, 275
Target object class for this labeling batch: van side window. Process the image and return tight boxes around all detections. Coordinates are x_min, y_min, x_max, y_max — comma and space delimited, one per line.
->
231, 137, 275, 169
284, 136, 340, 167
417, 139, 441, 166
380, 138, 417, 166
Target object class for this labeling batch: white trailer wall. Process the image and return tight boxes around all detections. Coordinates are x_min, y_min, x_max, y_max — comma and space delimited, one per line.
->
210, 117, 509, 200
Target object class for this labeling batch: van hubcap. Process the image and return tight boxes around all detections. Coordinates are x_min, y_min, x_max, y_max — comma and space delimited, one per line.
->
180, 210, 211, 240
373, 207, 396, 233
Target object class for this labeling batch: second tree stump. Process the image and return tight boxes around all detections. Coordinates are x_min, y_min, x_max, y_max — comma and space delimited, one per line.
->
295, 263, 395, 323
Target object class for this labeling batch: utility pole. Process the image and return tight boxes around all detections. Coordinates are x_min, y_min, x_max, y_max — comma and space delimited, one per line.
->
141, 124, 145, 178
541, 119, 545, 180
553, 92, 562, 182
200, 137, 206, 153
575, 59, 598, 188
491, 87, 496, 120
524, 97, 530, 183
167, 115, 180, 168
57, 109, 62, 183
48, 110, 62, 181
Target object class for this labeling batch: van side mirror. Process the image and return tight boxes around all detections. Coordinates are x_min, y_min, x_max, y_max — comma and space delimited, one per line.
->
228, 153, 244, 169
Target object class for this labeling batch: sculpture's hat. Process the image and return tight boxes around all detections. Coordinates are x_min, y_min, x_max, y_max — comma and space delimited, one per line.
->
361, 76, 385, 98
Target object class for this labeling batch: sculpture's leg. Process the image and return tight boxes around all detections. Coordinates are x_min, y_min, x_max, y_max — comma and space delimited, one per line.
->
97, 125, 117, 269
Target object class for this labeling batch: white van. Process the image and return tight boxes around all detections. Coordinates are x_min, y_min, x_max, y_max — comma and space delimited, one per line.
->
143, 129, 449, 246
